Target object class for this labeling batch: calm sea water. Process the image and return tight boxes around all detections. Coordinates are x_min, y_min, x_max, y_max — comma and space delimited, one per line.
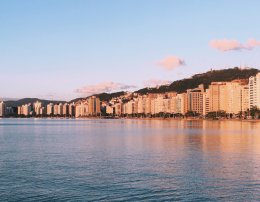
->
0, 118, 260, 201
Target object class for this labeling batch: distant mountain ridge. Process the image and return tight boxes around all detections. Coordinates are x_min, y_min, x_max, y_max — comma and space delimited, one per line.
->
5, 98, 66, 108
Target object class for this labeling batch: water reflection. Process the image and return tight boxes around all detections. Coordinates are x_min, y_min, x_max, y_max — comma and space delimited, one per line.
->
0, 119, 260, 201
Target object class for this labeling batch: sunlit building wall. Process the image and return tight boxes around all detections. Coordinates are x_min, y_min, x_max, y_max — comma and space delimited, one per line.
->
47, 103, 54, 115
34, 101, 42, 115
241, 85, 249, 112
124, 100, 134, 115
88, 96, 101, 115
53, 104, 59, 115
62, 103, 69, 116
175, 93, 187, 114
106, 105, 114, 115
69, 103, 75, 116
207, 82, 227, 112
0, 101, 5, 117
249, 73, 260, 109
114, 103, 122, 115
186, 84, 204, 115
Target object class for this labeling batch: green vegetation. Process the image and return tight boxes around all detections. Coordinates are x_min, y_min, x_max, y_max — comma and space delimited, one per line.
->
136, 67, 259, 95
248, 106, 260, 119
185, 111, 200, 117
206, 111, 227, 119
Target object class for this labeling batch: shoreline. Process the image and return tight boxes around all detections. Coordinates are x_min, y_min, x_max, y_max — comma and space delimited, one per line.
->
1, 117, 260, 122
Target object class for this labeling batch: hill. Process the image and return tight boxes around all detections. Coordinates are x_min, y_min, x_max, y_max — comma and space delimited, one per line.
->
4, 67, 259, 106
70, 91, 126, 103
135, 67, 259, 95
5, 98, 65, 107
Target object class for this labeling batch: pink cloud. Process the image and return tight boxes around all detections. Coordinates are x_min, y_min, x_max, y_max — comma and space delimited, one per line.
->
210, 38, 260, 51
157, 56, 185, 71
246, 38, 260, 49
143, 79, 171, 88
75, 82, 137, 96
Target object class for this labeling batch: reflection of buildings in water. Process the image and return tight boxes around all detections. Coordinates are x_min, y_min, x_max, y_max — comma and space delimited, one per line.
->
112, 119, 260, 190
199, 120, 260, 153
197, 120, 260, 184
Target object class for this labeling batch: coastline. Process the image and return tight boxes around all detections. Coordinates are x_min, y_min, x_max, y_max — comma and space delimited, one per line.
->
1, 116, 260, 122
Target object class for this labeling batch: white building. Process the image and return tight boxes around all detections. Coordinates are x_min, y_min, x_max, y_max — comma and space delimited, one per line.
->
18, 104, 32, 116
34, 101, 42, 115
124, 100, 135, 115
62, 103, 69, 116
57, 103, 63, 115
0, 101, 5, 117
47, 103, 54, 115
106, 105, 114, 115
75, 102, 88, 117
249, 73, 260, 109
69, 103, 75, 116
175, 93, 187, 115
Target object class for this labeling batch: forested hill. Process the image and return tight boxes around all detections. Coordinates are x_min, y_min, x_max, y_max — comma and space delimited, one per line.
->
70, 91, 126, 103
135, 67, 259, 95
5, 98, 65, 107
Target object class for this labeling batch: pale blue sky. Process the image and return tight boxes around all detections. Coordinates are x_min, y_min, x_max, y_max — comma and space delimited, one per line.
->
1, 0, 260, 100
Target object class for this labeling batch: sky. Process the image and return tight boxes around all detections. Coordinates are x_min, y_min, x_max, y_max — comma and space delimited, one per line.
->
1, 0, 260, 101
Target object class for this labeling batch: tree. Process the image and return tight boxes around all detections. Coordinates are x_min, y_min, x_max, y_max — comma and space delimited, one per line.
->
185, 111, 200, 117
250, 106, 260, 119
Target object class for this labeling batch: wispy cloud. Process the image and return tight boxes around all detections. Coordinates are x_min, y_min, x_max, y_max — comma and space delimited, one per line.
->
210, 38, 260, 52
246, 38, 260, 48
143, 79, 171, 88
75, 82, 137, 96
157, 56, 185, 71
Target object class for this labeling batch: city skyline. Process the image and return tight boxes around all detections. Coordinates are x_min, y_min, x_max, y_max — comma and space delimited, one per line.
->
2, 72, 260, 119
1, 1, 260, 100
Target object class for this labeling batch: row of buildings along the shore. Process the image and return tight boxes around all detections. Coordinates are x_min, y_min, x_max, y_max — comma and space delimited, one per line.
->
1, 73, 260, 118
0, 96, 101, 118
103, 73, 260, 117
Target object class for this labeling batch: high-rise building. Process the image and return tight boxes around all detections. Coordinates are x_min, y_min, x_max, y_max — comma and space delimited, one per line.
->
137, 97, 145, 114
203, 90, 210, 115
249, 73, 260, 109
62, 103, 69, 116
75, 102, 88, 117
88, 96, 101, 116
169, 97, 176, 113
75, 104, 81, 118
53, 104, 59, 115
69, 103, 75, 117
207, 80, 249, 114
40, 107, 45, 115
57, 103, 63, 115
124, 100, 134, 115
207, 82, 227, 112
106, 105, 114, 115
133, 99, 138, 114
150, 95, 170, 114
114, 103, 122, 115
175, 93, 187, 114
241, 85, 249, 112
75, 103, 81, 118
0, 101, 5, 117
18, 104, 32, 116
34, 101, 42, 115
47, 103, 54, 115
225, 81, 246, 114
186, 84, 204, 115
